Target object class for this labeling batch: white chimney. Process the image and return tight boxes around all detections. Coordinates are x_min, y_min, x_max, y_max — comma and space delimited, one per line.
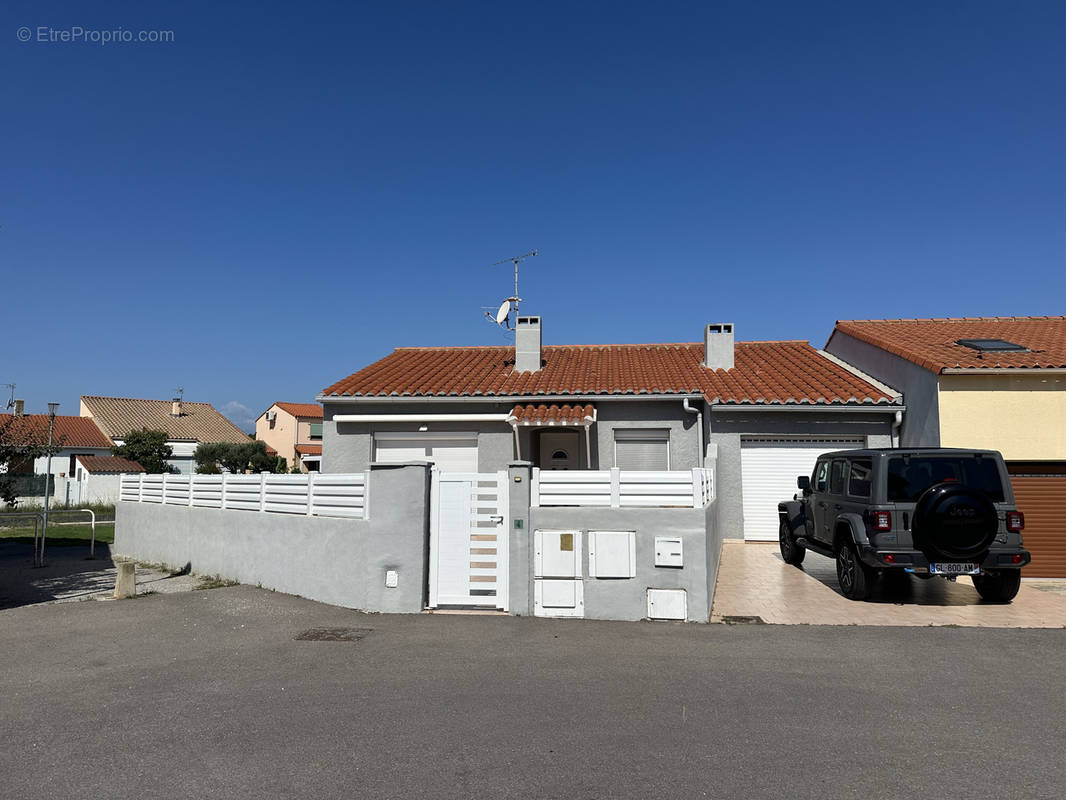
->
13, 399, 24, 417
515, 316, 543, 373
704, 323, 735, 370
171, 398, 183, 417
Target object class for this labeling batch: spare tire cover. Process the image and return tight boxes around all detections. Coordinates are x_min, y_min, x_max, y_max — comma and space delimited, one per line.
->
912, 483, 998, 561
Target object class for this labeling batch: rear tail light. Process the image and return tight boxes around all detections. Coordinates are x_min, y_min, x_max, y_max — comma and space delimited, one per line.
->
1007, 511, 1024, 532
872, 511, 892, 531
1011, 554, 1025, 564
883, 553, 896, 564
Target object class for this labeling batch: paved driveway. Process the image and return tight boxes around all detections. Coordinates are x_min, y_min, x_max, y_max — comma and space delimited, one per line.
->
712, 541, 1066, 626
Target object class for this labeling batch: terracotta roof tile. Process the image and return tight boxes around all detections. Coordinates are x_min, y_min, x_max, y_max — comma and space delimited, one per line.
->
272, 402, 323, 419
833, 317, 1066, 372
0, 414, 114, 449
76, 455, 146, 473
295, 444, 322, 456
508, 404, 596, 426
81, 396, 250, 443
322, 341, 894, 405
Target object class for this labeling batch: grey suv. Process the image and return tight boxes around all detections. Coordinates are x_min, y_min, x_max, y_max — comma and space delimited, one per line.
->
778, 448, 1030, 602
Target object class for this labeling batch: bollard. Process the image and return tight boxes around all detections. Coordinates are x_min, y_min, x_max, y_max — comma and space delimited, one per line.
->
114, 562, 136, 599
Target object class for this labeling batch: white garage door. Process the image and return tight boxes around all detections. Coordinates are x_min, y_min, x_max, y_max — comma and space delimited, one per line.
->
740, 438, 864, 541
373, 433, 479, 473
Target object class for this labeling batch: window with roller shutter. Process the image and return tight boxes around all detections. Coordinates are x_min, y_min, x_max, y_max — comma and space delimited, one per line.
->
613, 429, 669, 471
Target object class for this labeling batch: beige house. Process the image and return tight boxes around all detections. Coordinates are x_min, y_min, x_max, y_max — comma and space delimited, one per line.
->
255, 402, 323, 472
826, 316, 1066, 577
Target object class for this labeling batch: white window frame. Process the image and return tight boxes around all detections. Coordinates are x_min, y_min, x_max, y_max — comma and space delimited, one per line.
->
613, 428, 671, 470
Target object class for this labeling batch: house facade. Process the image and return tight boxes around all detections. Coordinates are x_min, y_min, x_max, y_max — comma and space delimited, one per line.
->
826, 316, 1066, 577
0, 412, 114, 482
80, 395, 251, 474
255, 402, 323, 472
319, 317, 904, 543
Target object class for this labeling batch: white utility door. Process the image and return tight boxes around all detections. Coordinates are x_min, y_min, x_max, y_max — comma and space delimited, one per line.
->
533, 530, 584, 618
374, 433, 478, 473
740, 437, 864, 541
429, 470, 509, 609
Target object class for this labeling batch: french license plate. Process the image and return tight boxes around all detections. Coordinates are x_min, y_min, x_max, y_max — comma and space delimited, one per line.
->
930, 563, 979, 575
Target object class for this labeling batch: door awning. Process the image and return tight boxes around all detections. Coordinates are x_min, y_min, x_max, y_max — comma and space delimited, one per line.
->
506, 404, 596, 427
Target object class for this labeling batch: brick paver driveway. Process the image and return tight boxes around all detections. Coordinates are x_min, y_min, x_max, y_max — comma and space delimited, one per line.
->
712, 541, 1066, 627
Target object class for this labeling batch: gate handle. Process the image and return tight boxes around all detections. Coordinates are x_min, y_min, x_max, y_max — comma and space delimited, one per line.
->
489, 515, 504, 525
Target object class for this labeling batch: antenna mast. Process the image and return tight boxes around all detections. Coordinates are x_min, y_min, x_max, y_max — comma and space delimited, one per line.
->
493, 249, 537, 318
2, 383, 14, 410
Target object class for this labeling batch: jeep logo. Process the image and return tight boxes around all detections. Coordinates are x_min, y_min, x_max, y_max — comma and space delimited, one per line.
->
948, 506, 977, 518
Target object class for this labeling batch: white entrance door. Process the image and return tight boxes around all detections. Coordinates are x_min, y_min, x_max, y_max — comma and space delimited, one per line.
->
429, 470, 509, 609
740, 437, 864, 541
373, 433, 478, 473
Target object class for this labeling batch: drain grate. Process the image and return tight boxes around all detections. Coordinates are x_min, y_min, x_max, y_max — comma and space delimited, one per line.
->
719, 615, 765, 625
294, 627, 373, 642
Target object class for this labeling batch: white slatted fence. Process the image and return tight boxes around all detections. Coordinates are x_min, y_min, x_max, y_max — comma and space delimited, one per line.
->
532, 468, 713, 508
119, 472, 367, 519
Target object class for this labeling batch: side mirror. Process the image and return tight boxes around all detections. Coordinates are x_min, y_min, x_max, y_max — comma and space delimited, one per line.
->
797, 475, 810, 492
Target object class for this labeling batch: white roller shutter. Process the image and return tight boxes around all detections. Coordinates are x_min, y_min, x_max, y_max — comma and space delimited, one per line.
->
373, 433, 478, 473
740, 437, 863, 541
614, 429, 670, 470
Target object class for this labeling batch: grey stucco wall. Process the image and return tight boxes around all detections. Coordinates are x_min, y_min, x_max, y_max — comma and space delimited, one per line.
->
825, 331, 940, 447
528, 504, 716, 622
708, 408, 896, 540
114, 463, 431, 613
322, 398, 702, 474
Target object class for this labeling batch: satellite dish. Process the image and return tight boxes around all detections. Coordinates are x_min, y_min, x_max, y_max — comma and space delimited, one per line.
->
495, 300, 511, 325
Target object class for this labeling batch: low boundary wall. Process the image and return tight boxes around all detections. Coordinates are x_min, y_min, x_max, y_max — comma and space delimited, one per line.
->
115, 463, 430, 613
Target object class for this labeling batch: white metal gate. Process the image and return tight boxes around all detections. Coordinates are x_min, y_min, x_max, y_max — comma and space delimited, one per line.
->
429, 470, 509, 610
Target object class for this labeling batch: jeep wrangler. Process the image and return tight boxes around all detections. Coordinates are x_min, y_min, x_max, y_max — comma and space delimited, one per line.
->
778, 448, 1030, 602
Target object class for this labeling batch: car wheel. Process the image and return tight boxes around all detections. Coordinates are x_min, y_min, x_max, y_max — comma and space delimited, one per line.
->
973, 570, 1022, 603
836, 539, 871, 601
779, 520, 806, 566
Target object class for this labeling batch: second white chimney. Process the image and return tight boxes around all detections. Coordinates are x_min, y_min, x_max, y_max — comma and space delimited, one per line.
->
704, 323, 734, 370
515, 316, 542, 373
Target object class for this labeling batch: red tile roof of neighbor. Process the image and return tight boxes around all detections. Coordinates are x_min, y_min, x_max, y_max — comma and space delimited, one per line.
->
273, 403, 323, 419
295, 444, 322, 456
77, 455, 146, 473
509, 404, 596, 426
81, 396, 249, 444
322, 341, 896, 405
833, 317, 1066, 373
0, 414, 114, 449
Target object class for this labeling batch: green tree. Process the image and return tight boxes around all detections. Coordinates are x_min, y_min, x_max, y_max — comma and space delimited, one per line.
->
274, 457, 288, 474
112, 428, 173, 474
194, 440, 278, 475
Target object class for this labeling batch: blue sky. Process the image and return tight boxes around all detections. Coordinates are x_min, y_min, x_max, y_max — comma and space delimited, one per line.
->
3, 1, 1063, 431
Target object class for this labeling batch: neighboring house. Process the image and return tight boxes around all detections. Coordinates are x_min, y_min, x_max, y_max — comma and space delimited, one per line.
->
0, 412, 114, 481
59, 455, 146, 505
318, 316, 904, 542
826, 315, 1066, 577
255, 402, 323, 472
80, 395, 250, 474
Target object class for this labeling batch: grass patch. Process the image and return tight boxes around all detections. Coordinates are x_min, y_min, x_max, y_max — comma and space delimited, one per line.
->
0, 522, 114, 546
196, 575, 239, 590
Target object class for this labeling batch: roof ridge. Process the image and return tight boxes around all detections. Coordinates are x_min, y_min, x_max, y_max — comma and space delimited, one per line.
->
82, 394, 214, 406
392, 340, 812, 351
838, 316, 1066, 325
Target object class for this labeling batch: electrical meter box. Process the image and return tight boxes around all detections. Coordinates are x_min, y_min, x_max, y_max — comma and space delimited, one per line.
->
588, 531, 636, 578
534, 530, 582, 578
654, 537, 683, 568
647, 588, 687, 621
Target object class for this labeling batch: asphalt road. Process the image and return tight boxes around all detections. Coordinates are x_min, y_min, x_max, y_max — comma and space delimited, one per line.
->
1, 587, 1064, 800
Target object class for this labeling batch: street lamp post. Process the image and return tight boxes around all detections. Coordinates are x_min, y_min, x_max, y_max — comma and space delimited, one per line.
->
38, 402, 59, 567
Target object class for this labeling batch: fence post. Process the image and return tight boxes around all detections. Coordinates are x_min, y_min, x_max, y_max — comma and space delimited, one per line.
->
691, 468, 701, 508
162, 472, 168, 504
610, 468, 621, 508
189, 475, 195, 507
138, 473, 144, 502
221, 473, 228, 510
306, 472, 315, 516
259, 472, 267, 512
530, 468, 540, 508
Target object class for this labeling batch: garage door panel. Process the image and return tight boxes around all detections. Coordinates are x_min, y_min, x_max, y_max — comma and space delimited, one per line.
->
741, 438, 863, 542
1009, 475, 1066, 579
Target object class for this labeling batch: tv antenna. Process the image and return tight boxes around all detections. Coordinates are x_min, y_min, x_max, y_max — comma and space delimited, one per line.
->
176, 387, 184, 401
484, 249, 537, 329
3, 383, 14, 410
